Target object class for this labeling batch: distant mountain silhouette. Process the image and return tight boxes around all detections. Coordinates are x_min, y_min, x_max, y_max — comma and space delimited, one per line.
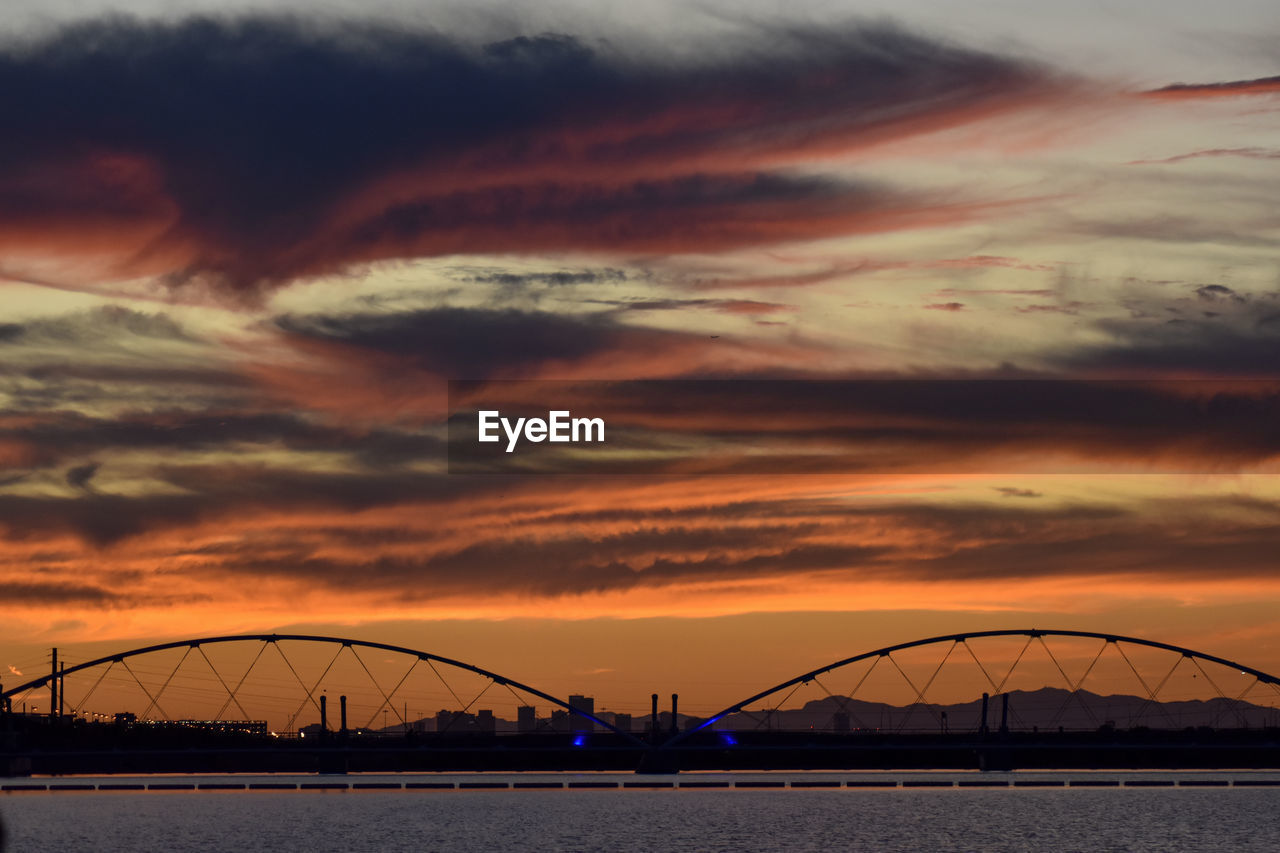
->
713, 687, 1280, 733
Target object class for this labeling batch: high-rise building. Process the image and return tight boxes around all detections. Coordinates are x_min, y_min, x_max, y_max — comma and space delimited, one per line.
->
517, 705, 537, 733
568, 694, 595, 733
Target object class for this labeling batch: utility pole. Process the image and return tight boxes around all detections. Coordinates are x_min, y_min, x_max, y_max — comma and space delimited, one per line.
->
50, 648, 58, 720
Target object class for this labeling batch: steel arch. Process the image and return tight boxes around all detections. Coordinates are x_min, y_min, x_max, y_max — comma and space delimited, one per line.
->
669, 628, 1280, 746
0, 633, 647, 746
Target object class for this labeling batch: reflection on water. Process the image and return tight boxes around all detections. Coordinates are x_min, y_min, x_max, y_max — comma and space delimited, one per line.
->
2, 773, 1279, 853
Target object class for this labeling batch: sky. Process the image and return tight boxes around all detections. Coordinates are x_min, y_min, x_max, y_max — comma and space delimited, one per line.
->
1, 0, 1279, 719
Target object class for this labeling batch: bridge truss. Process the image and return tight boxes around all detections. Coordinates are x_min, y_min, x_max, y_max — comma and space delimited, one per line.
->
673, 629, 1280, 744
5, 629, 1280, 747
0, 634, 644, 745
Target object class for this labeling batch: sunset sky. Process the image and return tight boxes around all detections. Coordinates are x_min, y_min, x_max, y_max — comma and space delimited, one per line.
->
2, 0, 1279, 719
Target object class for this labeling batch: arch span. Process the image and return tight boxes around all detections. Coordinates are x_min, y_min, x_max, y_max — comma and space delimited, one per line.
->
670, 628, 1280, 746
1, 633, 647, 746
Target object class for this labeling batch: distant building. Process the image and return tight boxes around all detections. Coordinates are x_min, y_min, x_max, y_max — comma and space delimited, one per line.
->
568, 695, 595, 733
550, 709, 570, 733
612, 712, 632, 733
437, 709, 477, 733
517, 705, 537, 733
477, 709, 496, 735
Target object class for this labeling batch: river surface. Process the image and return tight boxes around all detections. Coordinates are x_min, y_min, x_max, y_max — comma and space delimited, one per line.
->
3, 771, 1279, 852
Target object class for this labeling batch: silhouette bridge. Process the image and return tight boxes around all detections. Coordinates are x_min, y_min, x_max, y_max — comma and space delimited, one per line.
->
4, 629, 1280, 773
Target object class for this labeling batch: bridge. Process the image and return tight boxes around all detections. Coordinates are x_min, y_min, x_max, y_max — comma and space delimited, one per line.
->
4, 629, 1280, 773
672, 629, 1280, 743
0, 633, 644, 744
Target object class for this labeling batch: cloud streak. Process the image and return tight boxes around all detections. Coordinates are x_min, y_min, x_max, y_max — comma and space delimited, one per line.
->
0, 16, 1066, 293
1144, 74, 1280, 100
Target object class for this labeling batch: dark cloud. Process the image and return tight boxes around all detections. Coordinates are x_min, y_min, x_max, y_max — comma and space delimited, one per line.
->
916, 519, 1280, 582
0, 493, 207, 547
1074, 216, 1279, 250
995, 487, 1042, 498
595, 297, 792, 315
1195, 284, 1244, 303
277, 306, 696, 378
1054, 296, 1280, 374
185, 494, 1280, 599
0, 580, 118, 605
0, 16, 1058, 291
0, 306, 189, 347
0, 306, 238, 413
462, 268, 629, 289
0, 411, 441, 472
65, 462, 100, 492
454, 378, 1280, 471
0, 466, 496, 546
2, 363, 251, 390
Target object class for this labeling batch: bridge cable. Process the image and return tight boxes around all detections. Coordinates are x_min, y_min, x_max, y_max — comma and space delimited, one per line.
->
1230, 675, 1262, 728
119, 658, 171, 721
959, 639, 1001, 694
137, 645, 194, 721
762, 681, 808, 731
1131, 653, 1189, 729
214, 640, 269, 721
1045, 638, 1106, 730
497, 680, 535, 720
897, 642, 958, 733
1186, 655, 1237, 728
1112, 642, 1178, 728
352, 649, 417, 731
955, 638, 1031, 730
427, 653, 468, 706
69, 660, 118, 721
277, 641, 343, 732
195, 644, 254, 722
438, 678, 499, 733
995, 635, 1035, 694
844, 654, 884, 705
996, 636, 1039, 730
884, 653, 945, 733
811, 674, 872, 731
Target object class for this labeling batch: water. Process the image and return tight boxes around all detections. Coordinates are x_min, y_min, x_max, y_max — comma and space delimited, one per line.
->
3, 772, 1279, 852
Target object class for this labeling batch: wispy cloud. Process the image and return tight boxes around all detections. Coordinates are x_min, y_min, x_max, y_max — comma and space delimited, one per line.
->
1144, 74, 1280, 100
1128, 147, 1280, 165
